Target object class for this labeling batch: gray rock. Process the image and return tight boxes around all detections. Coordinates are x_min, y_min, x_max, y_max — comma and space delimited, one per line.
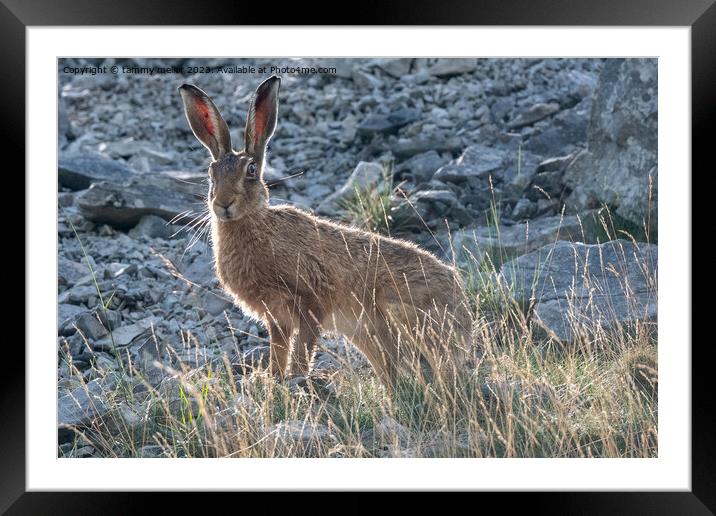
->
312, 352, 342, 372
58, 284, 98, 305
390, 198, 431, 230
445, 213, 597, 268
58, 151, 135, 191
270, 420, 336, 450
58, 256, 95, 286
511, 198, 537, 220
563, 59, 658, 228
376, 416, 411, 447
99, 139, 155, 159
352, 69, 383, 90
73, 311, 108, 340
491, 97, 514, 124
340, 114, 358, 142
318, 58, 354, 79
401, 71, 430, 85
178, 253, 215, 288
66, 446, 95, 458
92, 320, 154, 350
107, 263, 138, 279
393, 135, 463, 158
508, 102, 560, 129
527, 170, 565, 200
316, 161, 386, 215
426, 58, 478, 77
537, 155, 574, 173
374, 58, 413, 78
128, 214, 177, 240
433, 145, 505, 184
411, 189, 458, 207
58, 304, 87, 334
500, 239, 657, 342
58, 94, 73, 146
77, 176, 201, 229
524, 97, 592, 156
139, 445, 165, 458
58, 192, 75, 208
202, 291, 234, 316
58, 376, 113, 442
399, 187, 471, 227
394, 151, 448, 183
357, 108, 421, 137
102, 401, 149, 437
500, 150, 542, 198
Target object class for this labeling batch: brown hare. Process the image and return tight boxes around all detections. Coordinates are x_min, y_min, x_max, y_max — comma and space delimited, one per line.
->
179, 76, 472, 388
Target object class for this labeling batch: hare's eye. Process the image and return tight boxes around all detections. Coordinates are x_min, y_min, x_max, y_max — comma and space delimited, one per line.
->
246, 162, 257, 179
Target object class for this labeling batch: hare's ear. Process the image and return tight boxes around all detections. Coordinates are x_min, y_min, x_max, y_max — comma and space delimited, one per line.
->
245, 76, 280, 158
179, 84, 232, 161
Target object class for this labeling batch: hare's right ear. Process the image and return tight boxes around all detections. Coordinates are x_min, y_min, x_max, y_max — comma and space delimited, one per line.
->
178, 84, 232, 161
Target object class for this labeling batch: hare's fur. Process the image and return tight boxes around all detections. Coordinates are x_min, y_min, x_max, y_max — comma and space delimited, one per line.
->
179, 77, 471, 387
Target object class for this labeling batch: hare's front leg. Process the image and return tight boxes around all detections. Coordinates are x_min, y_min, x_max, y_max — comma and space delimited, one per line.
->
268, 322, 292, 379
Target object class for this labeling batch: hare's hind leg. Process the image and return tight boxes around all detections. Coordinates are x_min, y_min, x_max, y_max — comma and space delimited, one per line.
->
268, 322, 292, 379
291, 308, 322, 376
347, 310, 401, 389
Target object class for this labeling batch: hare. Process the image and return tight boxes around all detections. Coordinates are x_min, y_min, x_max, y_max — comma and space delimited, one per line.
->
179, 76, 472, 388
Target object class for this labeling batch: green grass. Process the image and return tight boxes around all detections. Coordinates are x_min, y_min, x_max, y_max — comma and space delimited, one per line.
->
340, 161, 402, 236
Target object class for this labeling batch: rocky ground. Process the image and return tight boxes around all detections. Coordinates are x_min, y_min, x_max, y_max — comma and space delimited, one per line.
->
57, 58, 658, 457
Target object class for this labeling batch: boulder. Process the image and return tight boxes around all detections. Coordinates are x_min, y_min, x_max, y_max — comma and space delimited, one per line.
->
563, 58, 658, 229
58, 151, 135, 191
77, 175, 203, 229
444, 213, 598, 268
500, 239, 657, 342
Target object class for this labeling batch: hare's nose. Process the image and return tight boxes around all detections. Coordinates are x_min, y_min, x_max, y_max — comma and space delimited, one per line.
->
213, 200, 235, 219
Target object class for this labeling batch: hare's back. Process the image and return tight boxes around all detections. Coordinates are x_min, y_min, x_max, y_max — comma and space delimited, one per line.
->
268, 204, 458, 289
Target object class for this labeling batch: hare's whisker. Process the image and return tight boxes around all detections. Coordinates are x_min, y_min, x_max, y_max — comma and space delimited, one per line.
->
168, 209, 196, 225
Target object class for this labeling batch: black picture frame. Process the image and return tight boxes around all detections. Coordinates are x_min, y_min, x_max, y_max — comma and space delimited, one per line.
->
4, 0, 707, 512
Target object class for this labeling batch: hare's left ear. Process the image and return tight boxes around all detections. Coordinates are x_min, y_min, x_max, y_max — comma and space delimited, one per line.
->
179, 84, 232, 161
245, 76, 280, 159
